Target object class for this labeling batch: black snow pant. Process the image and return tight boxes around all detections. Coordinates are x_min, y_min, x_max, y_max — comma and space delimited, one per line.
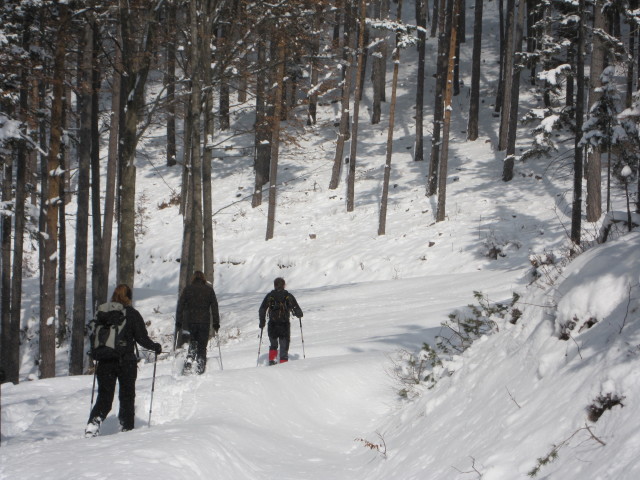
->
89, 358, 138, 430
186, 322, 210, 374
268, 321, 291, 361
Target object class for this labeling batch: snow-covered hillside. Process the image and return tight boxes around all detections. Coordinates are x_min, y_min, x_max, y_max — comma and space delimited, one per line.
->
2, 1, 640, 479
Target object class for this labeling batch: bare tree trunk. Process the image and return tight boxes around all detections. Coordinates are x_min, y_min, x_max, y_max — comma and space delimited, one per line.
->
117, 3, 157, 288
571, 0, 586, 244
428, 0, 448, 196
415, 0, 427, 161
189, 0, 204, 272
330, 1, 354, 190
467, 0, 484, 141
99, 32, 122, 306
40, 5, 70, 379
307, 5, 323, 126
1, 148, 11, 380
5, 12, 33, 383
202, 8, 215, 285
436, 0, 459, 222
371, 0, 387, 125
252, 33, 270, 207
266, 34, 286, 240
346, 0, 367, 212
166, 0, 177, 166
498, 0, 516, 151
70, 21, 93, 376
379, 0, 403, 235
586, 0, 605, 222
502, 0, 526, 182
90, 21, 102, 312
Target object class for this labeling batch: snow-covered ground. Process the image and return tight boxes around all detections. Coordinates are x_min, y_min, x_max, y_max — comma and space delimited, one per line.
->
2, 1, 640, 478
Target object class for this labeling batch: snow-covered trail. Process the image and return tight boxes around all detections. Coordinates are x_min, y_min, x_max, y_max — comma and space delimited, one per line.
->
1, 269, 523, 480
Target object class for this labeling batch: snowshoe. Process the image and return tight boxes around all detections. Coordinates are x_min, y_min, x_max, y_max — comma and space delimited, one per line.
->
269, 360, 277, 366
84, 418, 102, 438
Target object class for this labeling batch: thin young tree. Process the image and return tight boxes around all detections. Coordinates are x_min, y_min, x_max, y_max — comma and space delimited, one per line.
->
379, 0, 404, 235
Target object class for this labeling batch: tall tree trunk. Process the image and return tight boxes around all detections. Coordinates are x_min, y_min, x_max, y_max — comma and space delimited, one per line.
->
379, 0, 403, 235
166, 0, 177, 166
40, 5, 70, 379
371, 0, 387, 125
307, 5, 324, 126
498, 0, 516, 151
1, 147, 12, 380
571, 0, 585, 244
467, 0, 484, 141
329, 1, 354, 190
100, 32, 122, 306
90, 21, 102, 312
495, 0, 505, 113
586, 0, 605, 222
502, 0, 526, 182
436, 0, 459, 222
346, 0, 367, 212
266, 34, 286, 240
70, 21, 93, 376
415, 0, 427, 160
428, 0, 448, 196
117, 3, 157, 288
189, 0, 204, 272
202, 7, 215, 285
252, 33, 270, 207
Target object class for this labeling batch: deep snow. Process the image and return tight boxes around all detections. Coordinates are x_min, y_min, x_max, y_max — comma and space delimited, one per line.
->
2, 1, 640, 479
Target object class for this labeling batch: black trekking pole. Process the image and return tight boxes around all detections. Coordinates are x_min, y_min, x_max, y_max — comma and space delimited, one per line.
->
148, 352, 158, 428
216, 331, 223, 371
256, 327, 264, 367
298, 317, 306, 359
89, 361, 98, 416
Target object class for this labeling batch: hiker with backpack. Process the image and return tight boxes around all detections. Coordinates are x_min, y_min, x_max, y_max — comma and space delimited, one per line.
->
176, 271, 220, 375
85, 284, 162, 437
258, 277, 303, 365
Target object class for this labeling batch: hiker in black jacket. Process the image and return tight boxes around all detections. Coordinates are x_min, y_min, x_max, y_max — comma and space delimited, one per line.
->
259, 277, 303, 365
85, 284, 161, 437
176, 271, 220, 374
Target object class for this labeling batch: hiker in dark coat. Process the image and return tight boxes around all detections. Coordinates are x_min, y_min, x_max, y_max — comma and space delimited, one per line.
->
86, 284, 161, 437
176, 271, 220, 374
259, 277, 303, 365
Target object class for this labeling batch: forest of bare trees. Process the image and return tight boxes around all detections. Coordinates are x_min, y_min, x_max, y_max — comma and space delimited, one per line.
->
1, 0, 639, 383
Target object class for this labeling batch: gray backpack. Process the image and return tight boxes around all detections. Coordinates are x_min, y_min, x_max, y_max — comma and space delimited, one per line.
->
88, 302, 128, 361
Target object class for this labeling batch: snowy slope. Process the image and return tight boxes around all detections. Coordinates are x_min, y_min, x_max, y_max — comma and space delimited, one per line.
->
2, 1, 640, 479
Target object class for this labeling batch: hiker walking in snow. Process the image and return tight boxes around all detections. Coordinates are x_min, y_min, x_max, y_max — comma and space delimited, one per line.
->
176, 271, 220, 374
259, 277, 303, 365
85, 284, 162, 437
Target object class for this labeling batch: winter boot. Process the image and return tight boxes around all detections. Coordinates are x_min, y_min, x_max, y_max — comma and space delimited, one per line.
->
84, 417, 102, 438
268, 349, 278, 365
279, 358, 288, 364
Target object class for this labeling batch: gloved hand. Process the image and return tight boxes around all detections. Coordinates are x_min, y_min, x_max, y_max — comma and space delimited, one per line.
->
259, 321, 265, 329
153, 343, 162, 354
